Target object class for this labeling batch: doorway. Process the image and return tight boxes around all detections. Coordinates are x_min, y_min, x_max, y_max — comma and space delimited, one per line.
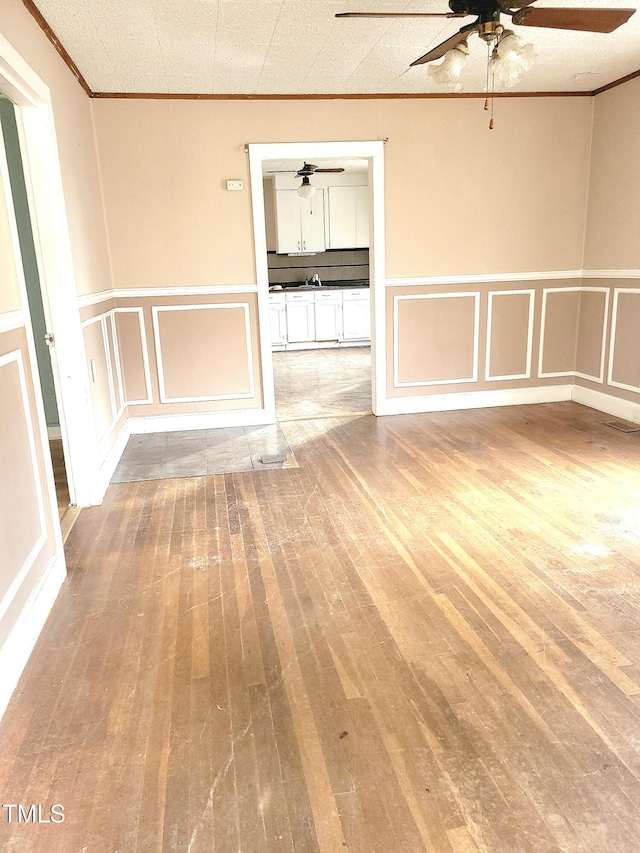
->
0, 98, 70, 521
248, 140, 386, 424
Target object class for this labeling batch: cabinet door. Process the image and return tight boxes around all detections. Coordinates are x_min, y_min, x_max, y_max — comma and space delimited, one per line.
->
275, 190, 302, 253
327, 186, 357, 249
299, 190, 325, 252
269, 304, 286, 346
286, 299, 315, 343
314, 300, 342, 342
355, 186, 370, 248
342, 296, 371, 341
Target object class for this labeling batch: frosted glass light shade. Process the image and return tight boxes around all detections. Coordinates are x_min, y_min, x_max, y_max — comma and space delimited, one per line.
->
490, 33, 535, 88
298, 183, 316, 198
428, 44, 468, 91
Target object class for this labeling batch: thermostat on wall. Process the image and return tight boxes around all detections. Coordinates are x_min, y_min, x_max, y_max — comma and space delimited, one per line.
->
226, 180, 244, 191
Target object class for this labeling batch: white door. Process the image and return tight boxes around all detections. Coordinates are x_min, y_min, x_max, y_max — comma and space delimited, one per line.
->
285, 298, 315, 343
299, 190, 325, 252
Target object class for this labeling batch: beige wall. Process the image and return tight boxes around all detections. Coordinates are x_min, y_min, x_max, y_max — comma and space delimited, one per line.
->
584, 77, 640, 271
0, 0, 112, 297
92, 97, 592, 288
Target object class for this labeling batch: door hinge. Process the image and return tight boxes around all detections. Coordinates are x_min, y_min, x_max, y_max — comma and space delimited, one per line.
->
44, 332, 55, 347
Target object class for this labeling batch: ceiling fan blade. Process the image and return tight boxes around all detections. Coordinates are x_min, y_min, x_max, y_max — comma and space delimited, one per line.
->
512, 6, 635, 32
336, 11, 467, 18
410, 23, 479, 66
314, 168, 345, 173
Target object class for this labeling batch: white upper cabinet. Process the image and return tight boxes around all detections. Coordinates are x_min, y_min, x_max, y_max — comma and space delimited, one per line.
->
327, 185, 370, 249
275, 190, 325, 254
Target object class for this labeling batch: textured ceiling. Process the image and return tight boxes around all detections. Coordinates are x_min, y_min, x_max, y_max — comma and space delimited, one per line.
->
32, 0, 640, 94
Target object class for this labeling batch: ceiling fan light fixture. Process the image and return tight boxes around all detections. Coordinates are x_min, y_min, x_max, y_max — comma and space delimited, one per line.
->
427, 41, 469, 90
490, 31, 535, 88
298, 175, 316, 198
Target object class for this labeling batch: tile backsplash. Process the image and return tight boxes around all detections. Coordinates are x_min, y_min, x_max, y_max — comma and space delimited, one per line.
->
267, 248, 369, 285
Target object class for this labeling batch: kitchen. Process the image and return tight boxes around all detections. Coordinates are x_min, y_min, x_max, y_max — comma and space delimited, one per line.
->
262, 158, 372, 419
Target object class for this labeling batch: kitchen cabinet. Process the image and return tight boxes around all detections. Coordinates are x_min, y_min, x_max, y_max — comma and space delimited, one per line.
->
268, 293, 286, 347
275, 189, 325, 254
285, 292, 315, 343
327, 186, 370, 249
342, 289, 371, 341
314, 291, 342, 342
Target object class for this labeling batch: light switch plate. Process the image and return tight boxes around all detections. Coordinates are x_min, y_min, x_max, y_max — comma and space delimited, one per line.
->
226, 180, 244, 191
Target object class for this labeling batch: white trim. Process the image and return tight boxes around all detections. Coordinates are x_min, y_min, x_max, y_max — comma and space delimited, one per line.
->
89, 416, 132, 505
582, 270, 640, 280
574, 287, 610, 384
378, 384, 573, 417
81, 312, 125, 451
538, 287, 582, 379
387, 270, 582, 287
77, 283, 259, 308
0, 350, 48, 625
128, 407, 272, 435
152, 303, 255, 403
607, 288, 640, 393
0, 310, 25, 334
112, 307, 153, 405
393, 292, 480, 388
248, 140, 386, 418
107, 310, 126, 412
485, 289, 535, 382
0, 551, 65, 723
47, 425, 62, 439
572, 385, 640, 423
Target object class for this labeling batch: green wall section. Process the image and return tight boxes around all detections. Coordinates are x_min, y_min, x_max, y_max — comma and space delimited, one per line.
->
0, 98, 59, 428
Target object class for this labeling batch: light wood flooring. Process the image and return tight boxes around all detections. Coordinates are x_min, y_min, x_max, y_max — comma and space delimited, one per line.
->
2, 402, 640, 851
49, 438, 70, 520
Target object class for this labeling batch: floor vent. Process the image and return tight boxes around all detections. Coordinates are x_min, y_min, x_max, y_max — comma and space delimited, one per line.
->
605, 420, 640, 433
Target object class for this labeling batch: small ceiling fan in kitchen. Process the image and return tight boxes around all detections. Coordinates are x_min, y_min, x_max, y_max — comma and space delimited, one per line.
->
266, 162, 345, 198
336, 0, 635, 109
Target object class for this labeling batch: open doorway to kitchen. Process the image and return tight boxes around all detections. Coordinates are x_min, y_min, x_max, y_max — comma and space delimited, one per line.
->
0, 98, 71, 522
248, 140, 385, 425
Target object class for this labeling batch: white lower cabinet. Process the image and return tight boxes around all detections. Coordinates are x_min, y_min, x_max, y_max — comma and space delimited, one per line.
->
342, 290, 371, 341
285, 293, 315, 343
273, 288, 370, 348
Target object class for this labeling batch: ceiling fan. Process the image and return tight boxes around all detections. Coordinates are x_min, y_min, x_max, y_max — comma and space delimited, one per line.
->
266, 162, 346, 198
336, 1, 635, 68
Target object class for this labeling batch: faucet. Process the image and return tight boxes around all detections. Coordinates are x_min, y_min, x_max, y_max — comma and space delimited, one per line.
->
306, 273, 321, 286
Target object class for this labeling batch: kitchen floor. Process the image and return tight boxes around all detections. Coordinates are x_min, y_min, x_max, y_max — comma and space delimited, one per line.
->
273, 345, 372, 421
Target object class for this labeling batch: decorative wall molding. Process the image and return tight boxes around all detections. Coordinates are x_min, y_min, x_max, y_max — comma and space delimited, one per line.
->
0, 350, 48, 625
379, 384, 574, 417
77, 283, 259, 308
485, 289, 535, 382
152, 303, 255, 404
607, 288, 640, 393
582, 270, 640, 280
574, 287, 610, 384
113, 307, 153, 405
128, 407, 273, 435
538, 287, 581, 379
81, 311, 125, 453
572, 385, 640, 423
0, 551, 65, 722
0, 310, 25, 334
393, 292, 480, 388
387, 270, 583, 287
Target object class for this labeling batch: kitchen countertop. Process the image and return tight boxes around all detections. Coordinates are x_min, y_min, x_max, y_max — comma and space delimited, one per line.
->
269, 279, 369, 292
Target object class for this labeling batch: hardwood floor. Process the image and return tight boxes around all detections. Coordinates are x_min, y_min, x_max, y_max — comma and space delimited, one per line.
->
2, 402, 640, 851
49, 438, 70, 520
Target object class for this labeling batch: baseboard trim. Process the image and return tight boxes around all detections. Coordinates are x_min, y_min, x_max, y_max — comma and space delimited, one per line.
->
572, 385, 640, 422
90, 419, 132, 504
127, 407, 274, 435
0, 553, 66, 723
377, 384, 573, 416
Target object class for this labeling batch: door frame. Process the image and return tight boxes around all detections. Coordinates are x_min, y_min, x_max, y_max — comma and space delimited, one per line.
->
0, 34, 96, 507
248, 140, 386, 420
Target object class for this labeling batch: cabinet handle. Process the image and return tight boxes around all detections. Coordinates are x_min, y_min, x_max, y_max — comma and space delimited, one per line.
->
297, 241, 301, 250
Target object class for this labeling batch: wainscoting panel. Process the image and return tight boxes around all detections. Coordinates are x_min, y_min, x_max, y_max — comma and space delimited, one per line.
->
608, 289, 640, 392
485, 290, 534, 381
575, 288, 609, 383
539, 288, 580, 378
152, 303, 254, 403
393, 292, 479, 387
82, 314, 116, 444
114, 308, 152, 405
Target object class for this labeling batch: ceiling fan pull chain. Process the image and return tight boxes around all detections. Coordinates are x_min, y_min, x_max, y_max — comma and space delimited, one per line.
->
489, 50, 496, 130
